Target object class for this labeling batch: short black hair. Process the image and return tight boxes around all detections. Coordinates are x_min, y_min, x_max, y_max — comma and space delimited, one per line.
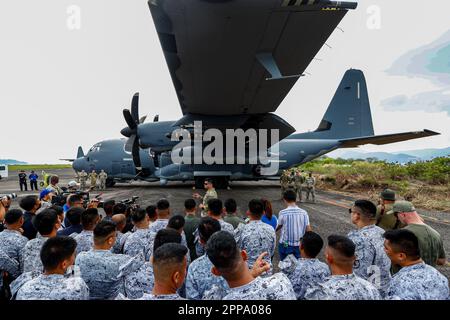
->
168, 215, 185, 230
354, 200, 377, 219
153, 228, 181, 253
32, 209, 59, 235
40, 236, 77, 271
301, 231, 324, 258
224, 199, 237, 213
68, 194, 83, 206
146, 205, 157, 219
283, 190, 297, 202
66, 207, 84, 226
206, 231, 240, 272
208, 198, 223, 216
184, 199, 196, 211
198, 217, 221, 243
157, 199, 170, 211
103, 200, 116, 215
4, 209, 23, 225
131, 208, 147, 223
384, 229, 420, 259
248, 199, 264, 218
153, 243, 188, 272
94, 220, 117, 243
81, 208, 99, 229
112, 203, 127, 215
50, 205, 64, 216
204, 178, 214, 186
19, 195, 38, 211
327, 235, 355, 258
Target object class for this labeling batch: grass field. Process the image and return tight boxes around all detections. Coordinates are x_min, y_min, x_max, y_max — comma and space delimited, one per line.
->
8, 164, 72, 171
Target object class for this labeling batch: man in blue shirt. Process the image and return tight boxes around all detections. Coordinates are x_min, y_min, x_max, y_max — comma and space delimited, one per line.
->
58, 207, 84, 236
29, 171, 39, 191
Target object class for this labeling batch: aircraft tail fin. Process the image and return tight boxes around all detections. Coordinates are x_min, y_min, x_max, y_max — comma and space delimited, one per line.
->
77, 146, 84, 159
316, 69, 374, 139
291, 69, 374, 140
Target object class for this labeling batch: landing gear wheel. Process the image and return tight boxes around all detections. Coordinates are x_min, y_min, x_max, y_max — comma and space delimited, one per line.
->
105, 179, 116, 188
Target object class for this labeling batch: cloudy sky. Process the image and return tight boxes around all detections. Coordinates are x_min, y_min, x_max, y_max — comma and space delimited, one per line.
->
0, 0, 449, 163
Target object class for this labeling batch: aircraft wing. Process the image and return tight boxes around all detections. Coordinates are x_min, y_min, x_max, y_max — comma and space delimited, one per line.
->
338, 130, 441, 148
149, 0, 357, 116
59, 159, 75, 162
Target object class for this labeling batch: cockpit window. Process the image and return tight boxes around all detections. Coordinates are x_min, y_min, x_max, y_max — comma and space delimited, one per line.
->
88, 144, 102, 153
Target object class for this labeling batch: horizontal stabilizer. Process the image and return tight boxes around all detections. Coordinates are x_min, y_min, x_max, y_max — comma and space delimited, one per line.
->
59, 159, 75, 163
339, 130, 440, 148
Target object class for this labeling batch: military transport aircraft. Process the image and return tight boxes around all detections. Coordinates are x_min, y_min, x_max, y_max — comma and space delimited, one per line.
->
72, 69, 439, 188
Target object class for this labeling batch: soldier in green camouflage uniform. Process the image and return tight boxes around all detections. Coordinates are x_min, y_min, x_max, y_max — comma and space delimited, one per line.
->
376, 189, 404, 231
78, 170, 88, 190
280, 171, 289, 198
294, 169, 305, 203
305, 173, 316, 203
193, 178, 218, 217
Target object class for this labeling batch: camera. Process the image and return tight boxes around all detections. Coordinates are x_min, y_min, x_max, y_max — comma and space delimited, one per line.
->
1, 193, 18, 201
51, 191, 90, 207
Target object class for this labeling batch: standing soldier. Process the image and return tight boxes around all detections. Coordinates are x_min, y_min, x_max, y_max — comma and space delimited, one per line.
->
98, 170, 108, 190
79, 170, 88, 190
280, 170, 289, 199
376, 189, 403, 231
294, 169, 305, 203
305, 173, 316, 203
89, 170, 98, 191
18, 170, 28, 192
193, 178, 218, 217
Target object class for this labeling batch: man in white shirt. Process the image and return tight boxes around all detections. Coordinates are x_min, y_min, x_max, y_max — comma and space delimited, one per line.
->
276, 190, 311, 261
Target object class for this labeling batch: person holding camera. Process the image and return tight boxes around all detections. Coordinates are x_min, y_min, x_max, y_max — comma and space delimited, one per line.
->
19, 195, 41, 240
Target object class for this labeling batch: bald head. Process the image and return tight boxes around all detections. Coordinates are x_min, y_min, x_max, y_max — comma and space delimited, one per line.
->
112, 214, 126, 232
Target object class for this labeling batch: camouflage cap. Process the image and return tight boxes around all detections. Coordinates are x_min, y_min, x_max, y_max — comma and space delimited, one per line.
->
380, 189, 396, 201
391, 201, 416, 214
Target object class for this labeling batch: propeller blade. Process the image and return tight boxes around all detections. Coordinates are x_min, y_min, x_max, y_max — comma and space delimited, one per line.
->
132, 137, 142, 170
139, 115, 147, 124
131, 93, 139, 122
124, 135, 135, 153
153, 115, 159, 122
123, 109, 137, 130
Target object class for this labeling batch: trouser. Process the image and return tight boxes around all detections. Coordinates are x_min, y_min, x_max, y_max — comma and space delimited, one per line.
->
80, 181, 86, 190
100, 180, 106, 190
295, 186, 303, 202
19, 181, 27, 191
278, 243, 300, 261
306, 187, 315, 201
30, 180, 38, 190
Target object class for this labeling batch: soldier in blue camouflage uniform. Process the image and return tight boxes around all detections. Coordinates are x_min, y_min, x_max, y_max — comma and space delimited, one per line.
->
0, 247, 20, 291
138, 243, 188, 300
305, 235, 381, 300
0, 209, 28, 272
186, 217, 229, 299
111, 214, 130, 254
16, 236, 89, 300
123, 208, 155, 261
75, 221, 144, 300
347, 200, 391, 296
279, 231, 330, 299
149, 199, 171, 234
194, 198, 235, 257
21, 209, 61, 273
383, 229, 449, 300
73, 208, 100, 255
234, 199, 275, 270
206, 231, 295, 300
123, 228, 182, 299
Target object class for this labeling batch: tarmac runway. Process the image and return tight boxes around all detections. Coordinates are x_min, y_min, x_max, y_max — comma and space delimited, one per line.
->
1, 168, 449, 279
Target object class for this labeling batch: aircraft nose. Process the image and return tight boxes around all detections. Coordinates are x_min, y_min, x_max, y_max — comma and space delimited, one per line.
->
73, 158, 84, 172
